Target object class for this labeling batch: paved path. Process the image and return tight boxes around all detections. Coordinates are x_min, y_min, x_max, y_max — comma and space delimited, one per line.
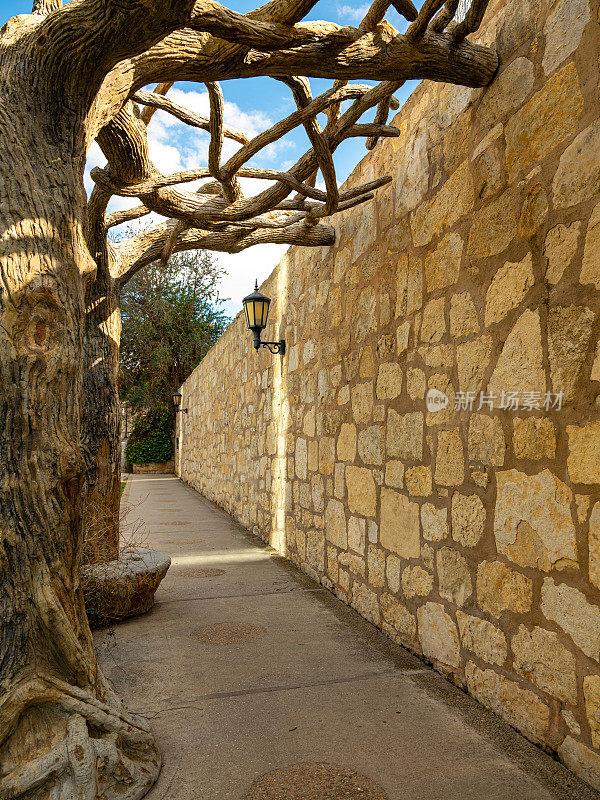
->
96, 474, 599, 800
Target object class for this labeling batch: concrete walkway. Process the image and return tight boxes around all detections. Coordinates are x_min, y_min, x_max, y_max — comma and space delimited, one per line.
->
96, 474, 599, 800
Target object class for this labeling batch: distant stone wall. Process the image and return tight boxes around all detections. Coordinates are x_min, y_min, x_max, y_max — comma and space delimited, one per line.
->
132, 460, 174, 474
177, 0, 600, 787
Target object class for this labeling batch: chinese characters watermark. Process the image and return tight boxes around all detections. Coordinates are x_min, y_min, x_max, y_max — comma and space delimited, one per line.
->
426, 389, 564, 413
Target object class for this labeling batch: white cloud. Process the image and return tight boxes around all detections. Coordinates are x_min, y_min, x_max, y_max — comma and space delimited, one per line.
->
336, 2, 370, 22
215, 244, 289, 317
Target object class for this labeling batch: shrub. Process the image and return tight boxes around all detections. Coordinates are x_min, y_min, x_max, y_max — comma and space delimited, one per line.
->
125, 410, 173, 465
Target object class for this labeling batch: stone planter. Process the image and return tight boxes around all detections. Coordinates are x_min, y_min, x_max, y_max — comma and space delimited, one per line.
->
132, 460, 174, 474
82, 548, 171, 627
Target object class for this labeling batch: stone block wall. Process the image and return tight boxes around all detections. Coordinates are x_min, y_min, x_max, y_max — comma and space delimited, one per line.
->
176, 0, 600, 786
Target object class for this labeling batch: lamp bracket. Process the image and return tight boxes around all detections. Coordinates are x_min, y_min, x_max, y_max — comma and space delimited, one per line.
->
260, 340, 286, 356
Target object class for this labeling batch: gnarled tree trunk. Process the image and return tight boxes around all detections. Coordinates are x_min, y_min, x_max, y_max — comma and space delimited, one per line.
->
0, 18, 160, 800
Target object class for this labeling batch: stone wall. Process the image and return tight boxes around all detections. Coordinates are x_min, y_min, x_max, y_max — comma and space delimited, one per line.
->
132, 460, 174, 474
176, 0, 600, 786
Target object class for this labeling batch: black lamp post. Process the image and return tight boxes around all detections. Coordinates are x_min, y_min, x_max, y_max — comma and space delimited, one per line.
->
172, 391, 188, 413
242, 281, 285, 355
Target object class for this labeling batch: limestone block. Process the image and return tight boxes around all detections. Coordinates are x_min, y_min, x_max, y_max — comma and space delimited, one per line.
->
435, 428, 464, 487
473, 141, 505, 201
575, 494, 591, 523
311, 475, 324, 512
406, 367, 426, 400
402, 565, 434, 598
360, 346, 375, 379
559, 737, 600, 793
512, 417, 556, 460
437, 547, 473, 607
308, 440, 318, 473
484, 254, 534, 327
544, 222, 580, 285
325, 499, 347, 549
421, 296, 446, 343
477, 561, 533, 618
417, 602, 461, 668
358, 425, 384, 466
465, 662, 550, 746
471, 471, 488, 488
319, 437, 335, 476
346, 466, 377, 518
451, 493, 485, 547
351, 382, 373, 424
368, 545, 386, 588
397, 320, 410, 353
450, 292, 479, 339
584, 675, 600, 748
426, 373, 456, 427
381, 593, 416, 640
348, 516, 366, 554
456, 612, 507, 666
494, 469, 577, 571
352, 582, 380, 625
295, 437, 308, 480
548, 305, 596, 403
387, 410, 423, 461
592, 342, 600, 382
581, 203, 600, 288
541, 577, 600, 660
337, 423, 357, 462
394, 122, 429, 216
553, 122, 600, 209
354, 286, 377, 342
396, 253, 418, 319
590, 503, 600, 590
405, 466, 432, 497
306, 529, 325, 573
385, 460, 404, 489
476, 57, 534, 134
334, 463, 345, 499
468, 414, 505, 467
376, 362, 403, 399
386, 554, 402, 593
518, 185, 548, 239
380, 488, 420, 559
488, 310, 546, 396
567, 421, 600, 483
467, 187, 520, 259
542, 0, 590, 75
421, 502, 449, 542
410, 161, 474, 248
505, 64, 583, 180
424, 232, 463, 293
512, 625, 577, 703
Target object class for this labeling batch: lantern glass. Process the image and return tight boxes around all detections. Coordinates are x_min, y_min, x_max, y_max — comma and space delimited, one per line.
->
172, 391, 182, 409
243, 282, 271, 331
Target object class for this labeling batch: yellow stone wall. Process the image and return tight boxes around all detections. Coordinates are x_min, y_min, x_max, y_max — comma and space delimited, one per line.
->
177, 0, 600, 786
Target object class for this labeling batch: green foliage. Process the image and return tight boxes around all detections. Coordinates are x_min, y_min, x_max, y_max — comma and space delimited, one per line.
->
118, 247, 228, 458
120, 248, 228, 417
125, 410, 173, 465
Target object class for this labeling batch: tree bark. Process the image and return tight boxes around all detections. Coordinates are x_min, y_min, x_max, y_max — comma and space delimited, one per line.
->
82, 233, 122, 565
0, 20, 159, 800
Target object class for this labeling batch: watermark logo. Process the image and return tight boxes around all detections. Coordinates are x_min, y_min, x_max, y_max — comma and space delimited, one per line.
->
425, 389, 564, 413
426, 388, 450, 413
454, 390, 564, 412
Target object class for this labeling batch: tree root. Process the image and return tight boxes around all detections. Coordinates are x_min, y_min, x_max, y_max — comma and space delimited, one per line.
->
0, 676, 160, 800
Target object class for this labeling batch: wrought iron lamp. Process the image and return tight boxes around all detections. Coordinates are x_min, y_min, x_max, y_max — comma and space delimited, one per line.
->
242, 281, 285, 355
172, 391, 188, 413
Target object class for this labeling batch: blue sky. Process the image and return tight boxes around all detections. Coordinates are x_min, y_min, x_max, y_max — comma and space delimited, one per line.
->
1, 0, 419, 315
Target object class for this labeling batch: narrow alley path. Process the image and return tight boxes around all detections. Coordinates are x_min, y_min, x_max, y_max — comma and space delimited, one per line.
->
95, 475, 598, 800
